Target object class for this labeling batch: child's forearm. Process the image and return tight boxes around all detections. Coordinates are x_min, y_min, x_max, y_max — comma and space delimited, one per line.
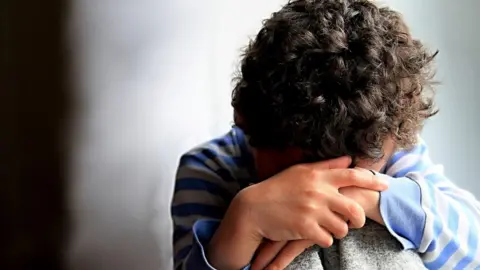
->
403, 173, 480, 269
207, 194, 262, 270
382, 140, 480, 268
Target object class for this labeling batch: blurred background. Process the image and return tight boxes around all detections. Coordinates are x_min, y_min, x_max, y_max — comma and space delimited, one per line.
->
2, 0, 479, 269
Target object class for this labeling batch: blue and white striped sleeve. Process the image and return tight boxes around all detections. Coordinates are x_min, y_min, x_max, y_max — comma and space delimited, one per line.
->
379, 137, 480, 269
171, 130, 250, 270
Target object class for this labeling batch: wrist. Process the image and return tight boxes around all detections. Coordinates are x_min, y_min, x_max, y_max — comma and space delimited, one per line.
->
365, 191, 385, 226
233, 186, 264, 240
207, 189, 262, 269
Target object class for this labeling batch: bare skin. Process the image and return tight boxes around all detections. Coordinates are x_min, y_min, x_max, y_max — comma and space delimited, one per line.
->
251, 140, 397, 270
251, 172, 385, 270
207, 157, 388, 270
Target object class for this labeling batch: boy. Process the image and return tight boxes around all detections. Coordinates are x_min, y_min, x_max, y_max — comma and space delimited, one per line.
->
172, 0, 480, 269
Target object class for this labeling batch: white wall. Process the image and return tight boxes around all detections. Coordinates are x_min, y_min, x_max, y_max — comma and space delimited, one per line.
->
68, 1, 282, 269
68, 1, 480, 269
385, 0, 480, 195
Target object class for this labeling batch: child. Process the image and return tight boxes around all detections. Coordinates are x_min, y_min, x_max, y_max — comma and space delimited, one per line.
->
172, 0, 480, 269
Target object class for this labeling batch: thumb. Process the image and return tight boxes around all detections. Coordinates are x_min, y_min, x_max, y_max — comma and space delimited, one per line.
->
309, 156, 352, 170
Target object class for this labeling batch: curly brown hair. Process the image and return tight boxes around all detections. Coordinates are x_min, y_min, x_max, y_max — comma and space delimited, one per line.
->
232, 0, 438, 162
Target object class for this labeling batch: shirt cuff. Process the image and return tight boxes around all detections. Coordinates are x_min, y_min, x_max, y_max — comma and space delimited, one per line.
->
377, 174, 426, 250
186, 219, 251, 270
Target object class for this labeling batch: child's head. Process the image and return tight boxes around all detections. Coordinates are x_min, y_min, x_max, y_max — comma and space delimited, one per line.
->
231, 0, 437, 178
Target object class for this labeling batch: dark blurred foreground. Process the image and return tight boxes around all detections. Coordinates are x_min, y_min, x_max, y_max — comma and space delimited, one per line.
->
1, 0, 70, 269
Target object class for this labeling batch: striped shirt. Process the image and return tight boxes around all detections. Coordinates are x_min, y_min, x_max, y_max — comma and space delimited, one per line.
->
171, 127, 480, 269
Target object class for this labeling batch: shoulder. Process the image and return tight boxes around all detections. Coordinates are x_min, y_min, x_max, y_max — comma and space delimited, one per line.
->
179, 127, 246, 167
177, 127, 253, 183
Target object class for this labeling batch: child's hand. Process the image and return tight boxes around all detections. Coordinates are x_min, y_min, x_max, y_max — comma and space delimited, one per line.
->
250, 187, 385, 270
239, 156, 389, 248
247, 166, 387, 270
251, 184, 386, 270
339, 184, 385, 225
208, 158, 388, 270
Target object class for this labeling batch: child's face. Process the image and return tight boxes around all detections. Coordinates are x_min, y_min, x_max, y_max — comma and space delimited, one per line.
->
253, 138, 396, 181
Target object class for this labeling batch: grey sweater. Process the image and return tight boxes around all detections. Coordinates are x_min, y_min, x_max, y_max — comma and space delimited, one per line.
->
286, 220, 426, 270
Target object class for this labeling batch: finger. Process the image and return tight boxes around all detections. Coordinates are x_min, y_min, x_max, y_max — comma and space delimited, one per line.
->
328, 168, 388, 190
309, 156, 352, 170
266, 240, 314, 270
302, 222, 334, 248
329, 194, 366, 229
320, 212, 349, 239
353, 167, 388, 191
251, 240, 288, 270
353, 167, 376, 174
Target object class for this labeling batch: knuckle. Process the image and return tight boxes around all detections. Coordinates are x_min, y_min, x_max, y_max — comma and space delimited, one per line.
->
339, 170, 353, 183
298, 202, 316, 215
345, 201, 360, 217
295, 216, 312, 232
294, 163, 309, 172
338, 199, 359, 219
297, 164, 318, 179
345, 169, 359, 180
304, 168, 318, 180
304, 189, 325, 201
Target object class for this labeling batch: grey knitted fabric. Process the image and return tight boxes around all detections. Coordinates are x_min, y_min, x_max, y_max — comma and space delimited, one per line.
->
286, 220, 426, 270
